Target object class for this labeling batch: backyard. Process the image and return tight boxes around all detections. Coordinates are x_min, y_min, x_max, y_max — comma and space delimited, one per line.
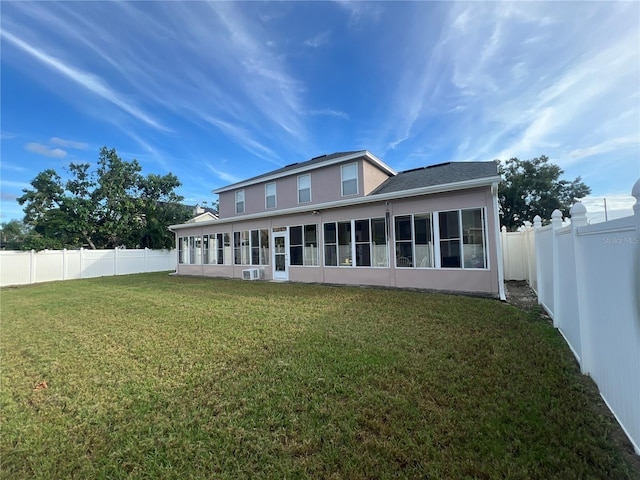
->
1, 273, 637, 479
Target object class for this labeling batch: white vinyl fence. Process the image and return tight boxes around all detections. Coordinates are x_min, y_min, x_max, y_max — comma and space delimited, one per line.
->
501, 178, 640, 455
0, 248, 177, 287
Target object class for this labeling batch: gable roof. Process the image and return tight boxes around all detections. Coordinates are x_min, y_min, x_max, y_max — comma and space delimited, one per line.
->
371, 161, 499, 195
213, 150, 396, 193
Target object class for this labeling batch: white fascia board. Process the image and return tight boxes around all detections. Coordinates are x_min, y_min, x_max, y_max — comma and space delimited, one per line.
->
170, 175, 499, 231
212, 151, 396, 194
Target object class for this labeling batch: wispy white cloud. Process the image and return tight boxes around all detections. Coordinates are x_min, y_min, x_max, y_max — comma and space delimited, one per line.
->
334, 0, 383, 27
25, 142, 67, 158
206, 164, 241, 184
49, 137, 88, 149
582, 194, 636, 224
569, 136, 639, 160
1, 132, 16, 140
1, 180, 32, 190
199, 114, 280, 165
304, 31, 331, 48
0, 163, 27, 173
309, 109, 350, 120
0, 29, 169, 132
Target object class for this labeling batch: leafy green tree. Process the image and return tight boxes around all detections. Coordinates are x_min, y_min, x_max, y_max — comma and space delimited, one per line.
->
18, 146, 191, 249
499, 155, 591, 231
138, 173, 192, 249
0, 219, 32, 250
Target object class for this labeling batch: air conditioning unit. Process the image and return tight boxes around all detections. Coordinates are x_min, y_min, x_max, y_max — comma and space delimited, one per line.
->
242, 268, 262, 280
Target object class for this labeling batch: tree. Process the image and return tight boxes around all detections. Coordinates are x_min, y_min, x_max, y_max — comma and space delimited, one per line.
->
0, 219, 31, 250
499, 155, 591, 231
18, 146, 192, 249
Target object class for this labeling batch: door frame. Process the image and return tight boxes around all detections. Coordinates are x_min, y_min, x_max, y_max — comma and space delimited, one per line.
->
272, 228, 289, 281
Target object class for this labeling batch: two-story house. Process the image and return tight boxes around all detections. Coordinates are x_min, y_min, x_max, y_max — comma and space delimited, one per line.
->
169, 150, 505, 298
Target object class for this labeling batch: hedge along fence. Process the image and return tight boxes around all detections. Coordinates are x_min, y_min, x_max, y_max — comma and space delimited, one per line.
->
0, 248, 176, 287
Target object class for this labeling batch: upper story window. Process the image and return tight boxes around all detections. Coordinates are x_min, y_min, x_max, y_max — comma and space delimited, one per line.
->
265, 182, 276, 209
235, 190, 245, 214
341, 163, 358, 196
298, 174, 311, 203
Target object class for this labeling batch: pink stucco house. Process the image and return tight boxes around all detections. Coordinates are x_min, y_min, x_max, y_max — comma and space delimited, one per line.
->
170, 151, 506, 298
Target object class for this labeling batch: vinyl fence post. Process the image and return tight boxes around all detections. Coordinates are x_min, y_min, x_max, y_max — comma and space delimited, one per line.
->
114, 247, 119, 276
144, 247, 149, 272
570, 202, 590, 374
30, 249, 36, 284
533, 215, 542, 302
501, 226, 508, 280
80, 247, 84, 279
632, 178, 640, 330
551, 209, 563, 327
62, 248, 67, 280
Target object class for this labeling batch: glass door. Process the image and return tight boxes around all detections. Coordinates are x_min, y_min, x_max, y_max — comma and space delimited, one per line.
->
272, 230, 288, 281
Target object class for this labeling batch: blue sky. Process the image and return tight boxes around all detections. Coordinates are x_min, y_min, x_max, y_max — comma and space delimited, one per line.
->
1, 1, 639, 223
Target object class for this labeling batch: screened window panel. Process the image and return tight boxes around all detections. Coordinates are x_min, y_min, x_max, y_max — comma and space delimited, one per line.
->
462, 208, 486, 268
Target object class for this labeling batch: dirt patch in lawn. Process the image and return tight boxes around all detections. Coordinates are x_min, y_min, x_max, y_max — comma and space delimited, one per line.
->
504, 280, 539, 312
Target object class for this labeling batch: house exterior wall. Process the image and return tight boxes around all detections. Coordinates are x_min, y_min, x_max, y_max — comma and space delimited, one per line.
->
363, 162, 392, 195
218, 158, 391, 219
175, 186, 500, 296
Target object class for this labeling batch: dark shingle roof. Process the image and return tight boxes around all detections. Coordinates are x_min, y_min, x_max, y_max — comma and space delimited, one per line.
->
216, 151, 364, 191
371, 161, 499, 195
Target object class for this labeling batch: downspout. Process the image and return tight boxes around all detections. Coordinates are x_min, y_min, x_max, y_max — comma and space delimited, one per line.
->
491, 182, 507, 301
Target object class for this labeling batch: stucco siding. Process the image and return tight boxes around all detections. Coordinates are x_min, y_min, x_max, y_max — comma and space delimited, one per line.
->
363, 163, 392, 195
217, 159, 392, 218
175, 184, 501, 296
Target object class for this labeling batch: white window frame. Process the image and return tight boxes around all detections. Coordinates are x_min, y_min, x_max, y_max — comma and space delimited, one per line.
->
341, 162, 358, 196
297, 174, 311, 204
235, 190, 245, 214
265, 182, 276, 209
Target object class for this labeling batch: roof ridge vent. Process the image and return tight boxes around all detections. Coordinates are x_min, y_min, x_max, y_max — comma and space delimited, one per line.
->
311, 154, 327, 160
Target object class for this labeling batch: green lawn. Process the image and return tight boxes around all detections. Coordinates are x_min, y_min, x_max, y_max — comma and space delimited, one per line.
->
1, 273, 636, 479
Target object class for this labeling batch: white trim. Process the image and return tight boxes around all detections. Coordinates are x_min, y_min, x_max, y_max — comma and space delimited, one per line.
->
213, 151, 396, 194
171, 176, 500, 231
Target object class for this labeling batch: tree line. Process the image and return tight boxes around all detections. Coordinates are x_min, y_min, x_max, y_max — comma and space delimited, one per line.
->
2, 147, 194, 250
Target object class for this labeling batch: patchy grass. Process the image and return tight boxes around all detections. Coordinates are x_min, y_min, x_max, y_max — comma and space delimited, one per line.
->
1, 273, 637, 479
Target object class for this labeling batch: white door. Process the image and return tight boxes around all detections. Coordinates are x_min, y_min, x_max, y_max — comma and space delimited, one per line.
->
272, 230, 288, 281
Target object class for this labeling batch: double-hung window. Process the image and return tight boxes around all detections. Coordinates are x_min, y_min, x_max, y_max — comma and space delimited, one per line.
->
265, 182, 276, 209
298, 174, 311, 203
341, 163, 358, 196
235, 190, 245, 214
